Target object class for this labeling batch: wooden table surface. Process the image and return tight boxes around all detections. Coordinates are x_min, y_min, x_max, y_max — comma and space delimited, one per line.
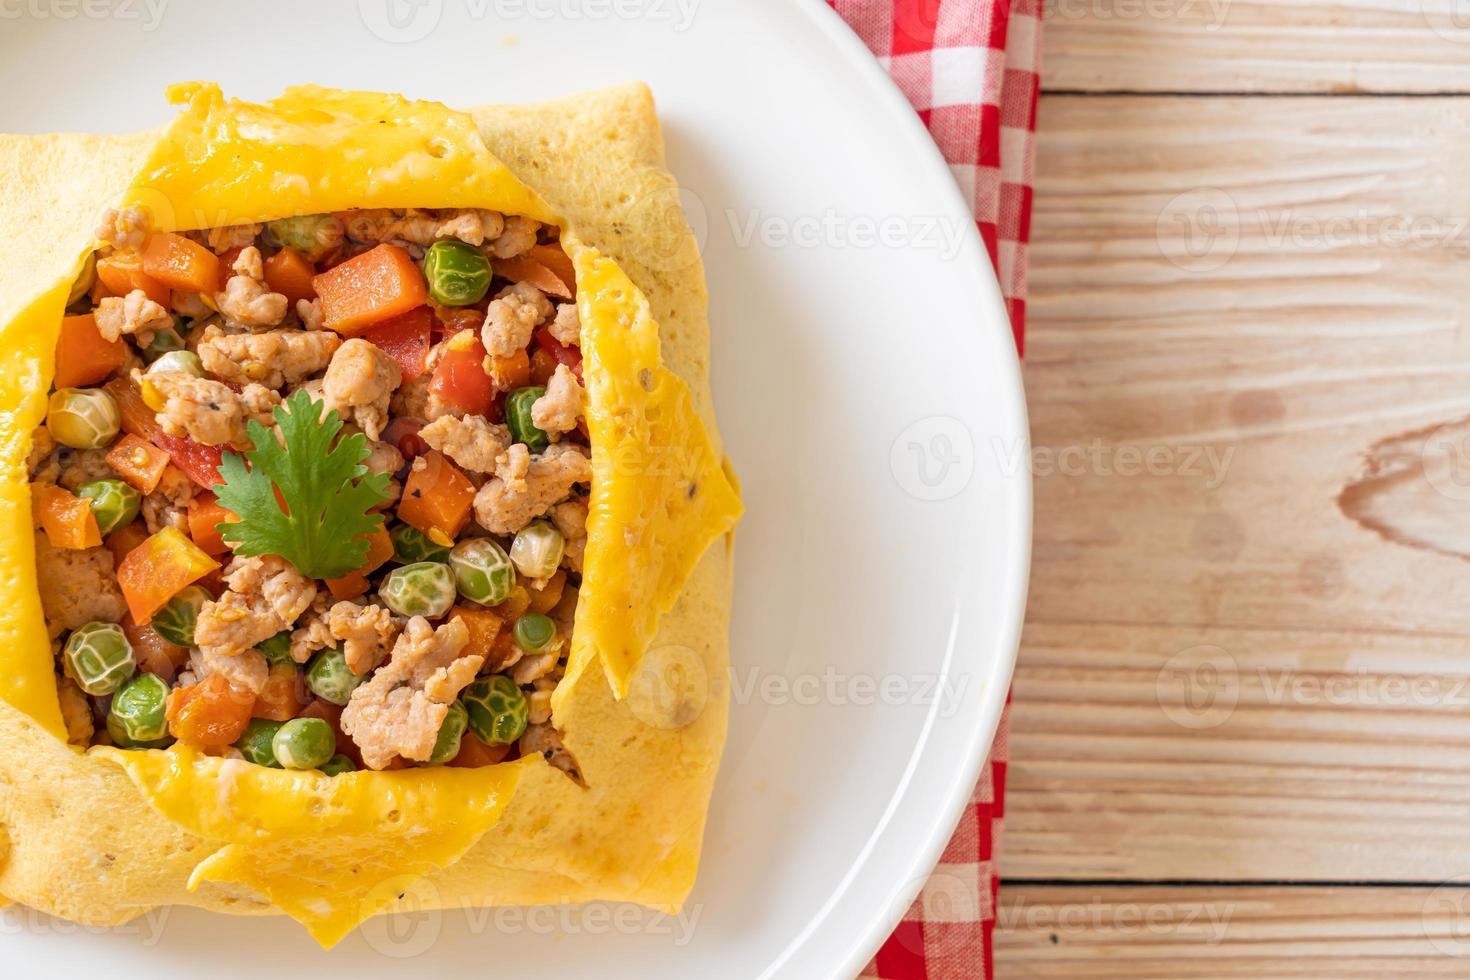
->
994, 9, 1470, 977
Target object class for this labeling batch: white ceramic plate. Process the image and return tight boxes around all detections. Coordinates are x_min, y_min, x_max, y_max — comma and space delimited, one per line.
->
0, 2, 1029, 976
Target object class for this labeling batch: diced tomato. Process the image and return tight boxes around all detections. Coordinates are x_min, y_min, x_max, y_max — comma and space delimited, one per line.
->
397, 451, 475, 544
33, 484, 102, 550
262, 246, 317, 304
323, 523, 394, 600
54, 313, 126, 389
187, 492, 240, 556
448, 732, 512, 768
152, 431, 225, 489
534, 327, 583, 380
106, 434, 171, 494
252, 662, 309, 721
116, 526, 220, 623
382, 418, 428, 461
166, 673, 254, 747
362, 306, 432, 381
429, 336, 495, 416
95, 252, 170, 307
141, 232, 222, 294
123, 617, 189, 683
312, 243, 428, 336
216, 245, 247, 290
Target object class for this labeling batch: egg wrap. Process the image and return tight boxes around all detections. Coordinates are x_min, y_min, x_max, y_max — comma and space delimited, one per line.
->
0, 82, 740, 947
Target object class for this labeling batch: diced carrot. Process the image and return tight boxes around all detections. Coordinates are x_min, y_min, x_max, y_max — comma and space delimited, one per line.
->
529, 347, 557, 387
486, 349, 530, 391
106, 434, 171, 494
106, 520, 150, 571
448, 732, 512, 768
493, 249, 574, 301
123, 617, 188, 683
166, 673, 254, 747
104, 377, 161, 441
263, 246, 317, 303
187, 492, 240, 556
323, 523, 394, 600
141, 232, 221, 294
312, 243, 428, 336
525, 569, 567, 615
116, 526, 220, 623
361, 306, 432, 380
430, 301, 484, 337
252, 662, 309, 721
449, 605, 505, 662
33, 484, 102, 550
95, 252, 170, 307
397, 451, 475, 544
492, 584, 532, 623
53, 313, 125, 389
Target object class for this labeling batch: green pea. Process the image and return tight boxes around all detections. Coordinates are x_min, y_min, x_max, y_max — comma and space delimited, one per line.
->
462, 675, 528, 746
76, 479, 141, 536
151, 585, 211, 648
236, 718, 284, 768
306, 648, 363, 706
513, 613, 559, 655
266, 214, 344, 261
509, 520, 565, 580
105, 673, 172, 748
47, 388, 120, 450
142, 326, 187, 362
448, 538, 515, 607
319, 754, 357, 776
421, 239, 493, 307
257, 630, 295, 667
380, 561, 456, 618
64, 622, 134, 696
505, 387, 549, 452
67, 252, 97, 307
272, 717, 336, 770
390, 523, 451, 564
427, 700, 469, 765
146, 349, 202, 377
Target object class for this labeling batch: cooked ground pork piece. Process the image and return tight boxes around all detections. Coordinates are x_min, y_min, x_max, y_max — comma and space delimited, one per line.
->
530, 364, 583, 436
189, 646, 269, 696
330, 602, 401, 675
340, 208, 507, 248
419, 414, 512, 474
147, 371, 280, 447
390, 373, 432, 420
364, 438, 404, 478
215, 247, 289, 328
27, 427, 55, 477
339, 617, 482, 769
55, 448, 115, 491
481, 281, 552, 357
495, 443, 531, 490
94, 207, 150, 251
171, 290, 209, 319
548, 303, 580, 347
141, 493, 188, 534
520, 722, 583, 784
296, 298, 325, 332
197, 325, 341, 389
510, 651, 559, 685
195, 555, 317, 658
473, 442, 592, 535
57, 676, 94, 746
526, 676, 556, 726
486, 214, 539, 259
205, 224, 262, 253
34, 534, 126, 636
549, 498, 588, 573
322, 339, 401, 441
95, 289, 172, 345
289, 593, 334, 664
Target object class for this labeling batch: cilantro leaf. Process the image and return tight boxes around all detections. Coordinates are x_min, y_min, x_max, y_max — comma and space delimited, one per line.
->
213, 389, 391, 580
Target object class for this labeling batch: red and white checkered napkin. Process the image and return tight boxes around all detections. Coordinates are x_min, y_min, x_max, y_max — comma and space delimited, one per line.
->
828, 0, 1040, 976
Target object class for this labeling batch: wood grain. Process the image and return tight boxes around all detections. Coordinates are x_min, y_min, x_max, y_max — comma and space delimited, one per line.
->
994, 885, 1470, 977
1007, 95, 1470, 880
1043, 0, 1470, 94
